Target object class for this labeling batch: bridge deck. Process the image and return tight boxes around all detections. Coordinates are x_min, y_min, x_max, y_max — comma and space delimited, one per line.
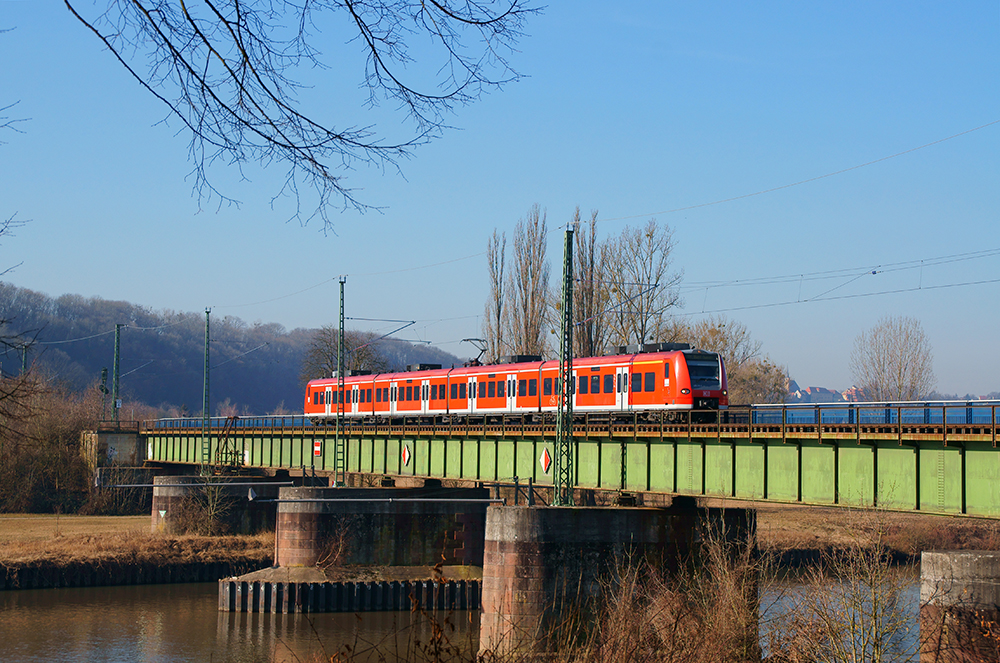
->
140, 404, 1000, 518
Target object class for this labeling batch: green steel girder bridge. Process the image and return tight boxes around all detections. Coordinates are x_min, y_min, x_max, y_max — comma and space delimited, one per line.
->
137, 402, 1000, 518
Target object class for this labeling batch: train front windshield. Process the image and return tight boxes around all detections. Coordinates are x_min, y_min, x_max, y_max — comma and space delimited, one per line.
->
684, 352, 722, 390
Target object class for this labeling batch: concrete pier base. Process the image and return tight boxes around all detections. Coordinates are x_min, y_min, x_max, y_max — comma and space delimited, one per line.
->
477, 502, 755, 656
921, 550, 1000, 662
151, 476, 279, 534
275, 486, 488, 568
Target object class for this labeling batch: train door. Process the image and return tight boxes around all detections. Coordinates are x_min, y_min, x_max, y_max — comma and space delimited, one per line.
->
616, 366, 629, 410
469, 377, 477, 414
351, 385, 359, 415
324, 386, 332, 417
389, 382, 398, 416
421, 380, 430, 415
506, 375, 517, 412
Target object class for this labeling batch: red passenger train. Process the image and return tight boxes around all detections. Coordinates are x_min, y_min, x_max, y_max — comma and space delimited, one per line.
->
303, 344, 728, 422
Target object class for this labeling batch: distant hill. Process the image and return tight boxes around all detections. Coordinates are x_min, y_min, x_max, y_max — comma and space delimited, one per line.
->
0, 282, 463, 415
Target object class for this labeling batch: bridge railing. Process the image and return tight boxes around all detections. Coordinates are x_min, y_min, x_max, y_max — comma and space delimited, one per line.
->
748, 401, 1000, 426
142, 415, 314, 431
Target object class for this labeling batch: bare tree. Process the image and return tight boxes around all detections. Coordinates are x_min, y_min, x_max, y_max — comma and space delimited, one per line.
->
689, 316, 762, 368
300, 326, 390, 383
0, 100, 28, 145
482, 229, 507, 363
573, 208, 609, 358
504, 204, 550, 357
603, 219, 682, 347
64, 1, 538, 225
850, 315, 935, 401
682, 315, 788, 404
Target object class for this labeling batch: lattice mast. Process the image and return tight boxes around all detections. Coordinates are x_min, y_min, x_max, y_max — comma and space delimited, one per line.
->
335, 277, 347, 486
554, 228, 575, 506
200, 308, 211, 474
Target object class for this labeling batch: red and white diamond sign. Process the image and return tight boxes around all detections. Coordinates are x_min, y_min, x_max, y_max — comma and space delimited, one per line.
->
540, 448, 552, 474
401, 444, 411, 467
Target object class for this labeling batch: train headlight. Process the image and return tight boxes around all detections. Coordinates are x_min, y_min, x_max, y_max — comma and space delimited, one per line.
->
723, 390, 727, 395
681, 388, 690, 394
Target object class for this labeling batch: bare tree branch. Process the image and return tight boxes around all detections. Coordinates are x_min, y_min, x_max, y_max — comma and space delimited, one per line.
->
505, 203, 549, 357
64, 1, 538, 227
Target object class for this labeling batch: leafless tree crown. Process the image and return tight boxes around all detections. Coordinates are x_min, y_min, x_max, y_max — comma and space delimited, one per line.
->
64, 1, 537, 226
572, 208, 609, 358
300, 325, 390, 384
602, 219, 682, 347
850, 315, 935, 401
679, 315, 788, 404
482, 229, 507, 363
505, 204, 549, 357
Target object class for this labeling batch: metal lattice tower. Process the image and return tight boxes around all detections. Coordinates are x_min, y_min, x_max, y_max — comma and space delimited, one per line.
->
200, 308, 211, 474
111, 323, 122, 423
334, 277, 347, 487
554, 228, 575, 506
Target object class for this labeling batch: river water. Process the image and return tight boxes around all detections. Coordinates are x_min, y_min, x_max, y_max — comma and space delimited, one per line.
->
1, 578, 923, 662
0, 583, 480, 662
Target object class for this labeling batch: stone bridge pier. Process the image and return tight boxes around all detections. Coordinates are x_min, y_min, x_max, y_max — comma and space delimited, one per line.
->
478, 498, 756, 656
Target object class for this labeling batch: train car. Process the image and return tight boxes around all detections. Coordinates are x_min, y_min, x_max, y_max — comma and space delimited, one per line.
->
303, 344, 728, 423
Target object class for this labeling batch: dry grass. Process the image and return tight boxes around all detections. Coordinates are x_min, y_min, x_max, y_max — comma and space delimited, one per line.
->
753, 503, 1000, 555
0, 514, 273, 567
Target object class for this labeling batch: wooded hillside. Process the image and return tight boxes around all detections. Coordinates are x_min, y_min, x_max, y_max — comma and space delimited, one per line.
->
0, 283, 461, 416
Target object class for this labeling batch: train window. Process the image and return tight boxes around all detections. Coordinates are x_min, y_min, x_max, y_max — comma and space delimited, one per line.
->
404, 386, 411, 401
543, 377, 552, 396
451, 384, 458, 400
479, 382, 487, 399
529, 379, 537, 396
498, 381, 505, 398
591, 375, 600, 394
604, 374, 614, 394
579, 375, 588, 394
488, 381, 496, 398
644, 371, 655, 392
375, 389, 381, 403
459, 383, 467, 399
518, 380, 527, 397
632, 374, 641, 392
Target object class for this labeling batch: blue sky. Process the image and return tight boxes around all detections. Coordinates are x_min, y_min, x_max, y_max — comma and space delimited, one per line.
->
1, 2, 997, 395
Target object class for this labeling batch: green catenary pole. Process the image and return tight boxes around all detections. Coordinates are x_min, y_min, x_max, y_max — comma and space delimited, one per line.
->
554, 228, 575, 506
335, 277, 346, 487
111, 324, 122, 423
201, 308, 211, 474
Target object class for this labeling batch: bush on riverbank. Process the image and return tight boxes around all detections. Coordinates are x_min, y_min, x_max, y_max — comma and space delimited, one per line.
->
0, 371, 155, 515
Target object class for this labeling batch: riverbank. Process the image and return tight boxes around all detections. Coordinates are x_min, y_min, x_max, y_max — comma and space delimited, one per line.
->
2, 506, 998, 590
0, 515, 272, 590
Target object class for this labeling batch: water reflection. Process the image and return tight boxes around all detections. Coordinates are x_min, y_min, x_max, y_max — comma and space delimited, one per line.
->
0, 583, 479, 663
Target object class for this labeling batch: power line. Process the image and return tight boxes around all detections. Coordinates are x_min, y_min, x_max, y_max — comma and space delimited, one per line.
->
676, 275, 1000, 318
596, 119, 1000, 224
